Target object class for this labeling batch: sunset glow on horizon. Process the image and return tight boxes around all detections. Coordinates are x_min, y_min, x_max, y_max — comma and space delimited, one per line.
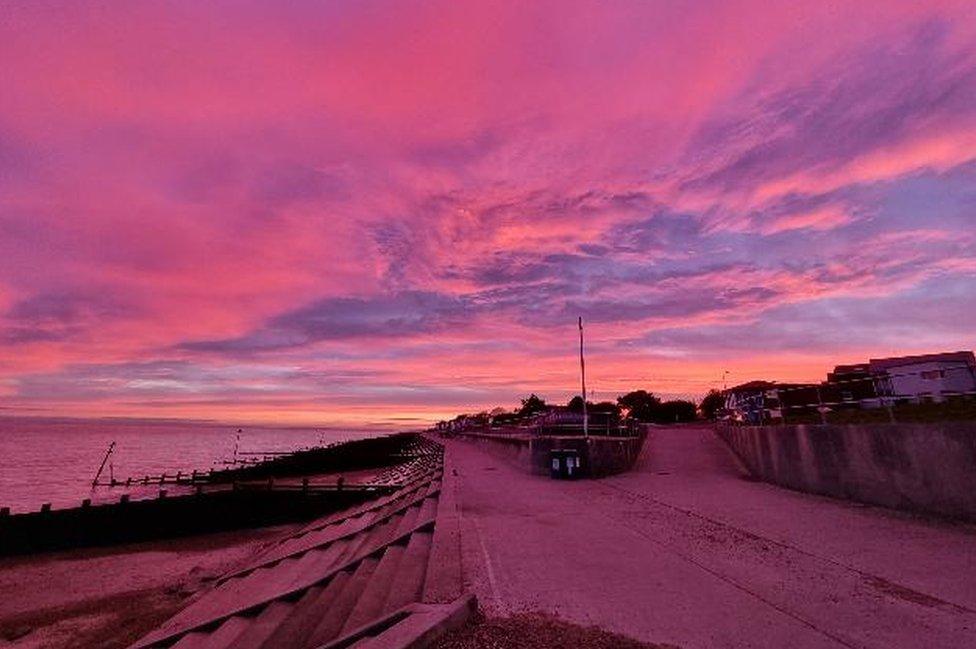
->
2, 1, 975, 427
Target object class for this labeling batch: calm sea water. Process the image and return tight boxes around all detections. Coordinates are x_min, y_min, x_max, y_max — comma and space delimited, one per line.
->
0, 417, 385, 513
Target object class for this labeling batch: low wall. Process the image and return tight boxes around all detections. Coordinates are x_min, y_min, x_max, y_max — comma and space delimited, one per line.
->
459, 432, 534, 471
459, 431, 645, 478
716, 422, 976, 521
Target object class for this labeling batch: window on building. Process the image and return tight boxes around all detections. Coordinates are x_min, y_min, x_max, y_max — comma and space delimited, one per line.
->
920, 370, 945, 380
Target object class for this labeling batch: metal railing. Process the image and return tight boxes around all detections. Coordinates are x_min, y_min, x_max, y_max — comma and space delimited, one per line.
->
528, 418, 641, 437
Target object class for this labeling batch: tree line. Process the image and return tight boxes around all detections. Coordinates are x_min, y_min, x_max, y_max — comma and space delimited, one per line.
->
471, 388, 726, 426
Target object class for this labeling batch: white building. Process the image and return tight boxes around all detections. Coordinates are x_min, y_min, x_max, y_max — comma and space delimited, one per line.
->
870, 351, 976, 403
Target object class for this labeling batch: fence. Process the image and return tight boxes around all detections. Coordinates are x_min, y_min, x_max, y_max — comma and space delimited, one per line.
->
438, 412, 642, 438
526, 416, 642, 437
723, 364, 976, 426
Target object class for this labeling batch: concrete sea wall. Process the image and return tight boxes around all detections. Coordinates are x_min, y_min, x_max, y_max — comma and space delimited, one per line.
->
459, 431, 645, 478
716, 422, 976, 521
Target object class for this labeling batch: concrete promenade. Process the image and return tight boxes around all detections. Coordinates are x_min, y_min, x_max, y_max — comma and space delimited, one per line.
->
448, 425, 976, 648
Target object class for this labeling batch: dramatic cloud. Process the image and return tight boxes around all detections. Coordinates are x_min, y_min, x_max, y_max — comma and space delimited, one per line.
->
1, 1, 975, 424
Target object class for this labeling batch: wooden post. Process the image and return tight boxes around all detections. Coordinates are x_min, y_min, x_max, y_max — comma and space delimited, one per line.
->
91, 441, 116, 487
40, 503, 51, 513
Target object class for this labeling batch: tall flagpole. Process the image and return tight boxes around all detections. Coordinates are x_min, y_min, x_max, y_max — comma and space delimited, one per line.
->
579, 316, 588, 438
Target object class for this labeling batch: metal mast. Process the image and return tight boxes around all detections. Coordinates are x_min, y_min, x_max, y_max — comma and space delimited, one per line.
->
579, 316, 588, 438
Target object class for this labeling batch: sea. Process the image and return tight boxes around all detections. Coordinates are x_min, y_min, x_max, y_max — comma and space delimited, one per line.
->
0, 417, 386, 513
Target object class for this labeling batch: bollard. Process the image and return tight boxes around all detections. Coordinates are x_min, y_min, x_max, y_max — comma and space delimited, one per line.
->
120, 494, 130, 504
143, 476, 149, 485
159, 489, 167, 499
40, 503, 52, 513
126, 477, 132, 486
81, 499, 91, 508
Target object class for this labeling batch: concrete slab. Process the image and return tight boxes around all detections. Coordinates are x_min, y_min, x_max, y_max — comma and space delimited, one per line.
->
447, 426, 976, 648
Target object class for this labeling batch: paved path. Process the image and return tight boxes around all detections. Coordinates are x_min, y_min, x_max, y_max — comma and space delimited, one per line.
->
447, 426, 976, 648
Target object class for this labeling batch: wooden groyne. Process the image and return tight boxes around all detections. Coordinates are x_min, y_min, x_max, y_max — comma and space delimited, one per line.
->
0, 432, 440, 556
92, 433, 423, 489
0, 486, 378, 556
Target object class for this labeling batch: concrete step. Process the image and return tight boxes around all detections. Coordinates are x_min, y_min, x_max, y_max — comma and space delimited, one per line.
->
269, 515, 362, 562
224, 601, 293, 649
170, 631, 208, 649
332, 515, 399, 568
239, 484, 433, 575
195, 615, 251, 648
281, 542, 351, 593
417, 495, 438, 522
306, 558, 378, 645
351, 595, 477, 649
382, 531, 433, 614
340, 544, 406, 635
168, 562, 283, 636
203, 556, 301, 621
390, 503, 422, 540
352, 508, 412, 558
248, 585, 324, 648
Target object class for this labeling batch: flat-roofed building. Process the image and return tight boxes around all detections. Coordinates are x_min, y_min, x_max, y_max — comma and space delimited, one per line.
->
868, 351, 976, 403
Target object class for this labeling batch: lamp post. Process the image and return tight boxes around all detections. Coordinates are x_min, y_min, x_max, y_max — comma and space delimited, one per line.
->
579, 316, 588, 438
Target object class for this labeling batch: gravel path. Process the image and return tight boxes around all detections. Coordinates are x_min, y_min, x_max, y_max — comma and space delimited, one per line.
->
433, 611, 678, 649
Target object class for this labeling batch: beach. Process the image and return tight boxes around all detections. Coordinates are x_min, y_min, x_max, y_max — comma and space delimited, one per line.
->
0, 524, 295, 648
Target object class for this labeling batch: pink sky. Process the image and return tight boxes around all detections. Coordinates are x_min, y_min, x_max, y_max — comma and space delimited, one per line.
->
1, 1, 975, 427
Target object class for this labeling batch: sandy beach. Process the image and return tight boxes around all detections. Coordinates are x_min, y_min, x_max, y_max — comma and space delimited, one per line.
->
0, 525, 296, 649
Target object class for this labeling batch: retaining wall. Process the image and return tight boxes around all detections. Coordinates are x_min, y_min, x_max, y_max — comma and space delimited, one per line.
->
459, 431, 645, 478
716, 422, 976, 521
